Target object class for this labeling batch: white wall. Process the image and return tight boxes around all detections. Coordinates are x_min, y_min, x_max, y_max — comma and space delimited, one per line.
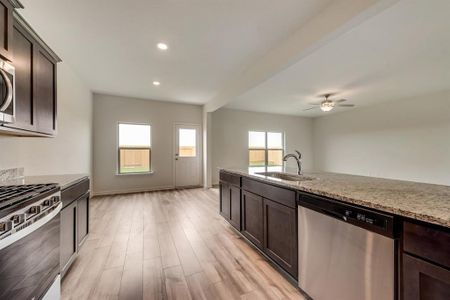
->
312, 90, 450, 185
0, 62, 93, 176
211, 108, 313, 184
92, 94, 203, 195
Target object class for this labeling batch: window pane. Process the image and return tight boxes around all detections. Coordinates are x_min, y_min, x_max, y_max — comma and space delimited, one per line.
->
268, 150, 283, 166
119, 148, 150, 173
119, 123, 151, 147
249, 166, 266, 174
267, 132, 282, 149
267, 166, 283, 172
249, 131, 265, 148
249, 150, 266, 166
179, 129, 196, 157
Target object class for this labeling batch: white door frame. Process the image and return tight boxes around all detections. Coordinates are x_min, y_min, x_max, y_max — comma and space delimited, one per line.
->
173, 123, 203, 188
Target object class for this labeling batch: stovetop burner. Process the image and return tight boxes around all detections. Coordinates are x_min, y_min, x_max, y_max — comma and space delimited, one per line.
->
0, 184, 58, 211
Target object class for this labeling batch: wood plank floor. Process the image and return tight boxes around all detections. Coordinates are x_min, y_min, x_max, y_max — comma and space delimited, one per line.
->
62, 188, 305, 300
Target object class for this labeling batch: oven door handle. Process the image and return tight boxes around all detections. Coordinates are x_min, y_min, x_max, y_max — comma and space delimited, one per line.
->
0, 203, 62, 251
0, 68, 13, 112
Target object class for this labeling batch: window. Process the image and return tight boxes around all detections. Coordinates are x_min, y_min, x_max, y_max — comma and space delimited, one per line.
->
178, 128, 196, 157
248, 131, 284, 173
118, 123, 151, 174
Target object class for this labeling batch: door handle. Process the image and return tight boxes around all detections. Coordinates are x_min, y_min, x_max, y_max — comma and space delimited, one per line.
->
0, 69, 13, 112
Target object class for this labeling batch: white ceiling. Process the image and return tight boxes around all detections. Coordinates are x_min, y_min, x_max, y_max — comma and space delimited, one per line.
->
19, 0, 333, 104
226, 0, 450, 117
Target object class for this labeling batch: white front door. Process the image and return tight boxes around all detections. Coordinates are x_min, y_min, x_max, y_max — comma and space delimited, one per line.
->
174, 124, 201, 188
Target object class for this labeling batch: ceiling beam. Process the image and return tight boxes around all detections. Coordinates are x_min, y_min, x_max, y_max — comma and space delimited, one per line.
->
204, 0, 399, 112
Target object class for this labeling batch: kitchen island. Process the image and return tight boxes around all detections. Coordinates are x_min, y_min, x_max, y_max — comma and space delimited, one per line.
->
219, 168, 450, 300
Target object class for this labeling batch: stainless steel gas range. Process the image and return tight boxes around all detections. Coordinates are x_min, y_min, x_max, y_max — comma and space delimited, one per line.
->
0, 183, 62, 300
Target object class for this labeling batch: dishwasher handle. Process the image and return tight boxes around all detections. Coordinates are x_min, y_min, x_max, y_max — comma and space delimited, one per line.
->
320, 208, 348, 222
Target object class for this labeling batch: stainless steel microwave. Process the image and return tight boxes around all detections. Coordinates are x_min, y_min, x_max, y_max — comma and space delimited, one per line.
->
0, 58, 15, 123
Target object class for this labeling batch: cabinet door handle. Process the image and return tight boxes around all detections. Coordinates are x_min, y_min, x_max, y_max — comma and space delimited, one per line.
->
0, 69, 13, 112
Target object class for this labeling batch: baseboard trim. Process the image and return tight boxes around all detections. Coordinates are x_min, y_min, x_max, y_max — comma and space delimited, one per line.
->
92, 185, 175, 197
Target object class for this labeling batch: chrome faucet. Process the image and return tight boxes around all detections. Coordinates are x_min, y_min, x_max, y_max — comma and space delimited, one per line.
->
283, 150, 302, 175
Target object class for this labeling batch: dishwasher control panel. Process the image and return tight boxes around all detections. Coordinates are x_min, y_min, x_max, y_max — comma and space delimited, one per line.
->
298, 192, 395, 238
343, 209, 387, 228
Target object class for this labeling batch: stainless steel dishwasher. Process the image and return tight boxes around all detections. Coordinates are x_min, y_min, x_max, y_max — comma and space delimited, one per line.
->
298, 192, 396, 300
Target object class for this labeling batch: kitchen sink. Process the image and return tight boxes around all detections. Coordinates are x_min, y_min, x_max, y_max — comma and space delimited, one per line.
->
255, 172, 316, 182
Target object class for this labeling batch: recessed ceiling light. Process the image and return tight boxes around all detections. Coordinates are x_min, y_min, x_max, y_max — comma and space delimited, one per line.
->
157, 43, 168, 50
153, 81, 160, 86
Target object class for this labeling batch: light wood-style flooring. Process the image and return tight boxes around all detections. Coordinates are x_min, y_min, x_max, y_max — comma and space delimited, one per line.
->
62, 188, 304, 300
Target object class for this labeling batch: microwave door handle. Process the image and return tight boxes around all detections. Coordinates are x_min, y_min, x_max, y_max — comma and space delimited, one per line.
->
0, 68, 13, 112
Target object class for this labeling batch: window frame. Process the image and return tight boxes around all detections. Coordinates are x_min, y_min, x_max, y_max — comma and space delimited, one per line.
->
117, 122, 153, 175
248, 131, 284, 172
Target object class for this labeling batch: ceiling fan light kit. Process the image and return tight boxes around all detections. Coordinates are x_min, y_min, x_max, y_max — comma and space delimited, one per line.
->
320, 100, 335, 112
304, 93, 355, 112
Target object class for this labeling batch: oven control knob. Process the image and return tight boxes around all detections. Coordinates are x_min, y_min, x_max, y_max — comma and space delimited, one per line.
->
11, 214, 23, 224
0, 221, 12, 232
28, 206, 41, 214
51, 196, 60, 204
43, 199, 52, 207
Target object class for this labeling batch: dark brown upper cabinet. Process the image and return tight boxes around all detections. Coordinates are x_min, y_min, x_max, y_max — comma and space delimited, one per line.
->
0, 0, 14, 61
1, 11, 60, 137
7, 20, 34, 131
34, 45, 57, 135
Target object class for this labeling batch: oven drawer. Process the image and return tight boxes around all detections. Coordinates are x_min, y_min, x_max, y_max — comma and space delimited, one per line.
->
0, 208, 60, 299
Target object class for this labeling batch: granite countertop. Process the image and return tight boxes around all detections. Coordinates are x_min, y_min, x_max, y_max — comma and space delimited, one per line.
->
0, 174, 89, 190
221, 168, 450, 228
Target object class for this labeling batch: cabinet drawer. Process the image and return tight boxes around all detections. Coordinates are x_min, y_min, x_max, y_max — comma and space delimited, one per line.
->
403, 221, 450, 268
242, 178, 296, 208
219, 171, 241, 187
62, 178, 90, 208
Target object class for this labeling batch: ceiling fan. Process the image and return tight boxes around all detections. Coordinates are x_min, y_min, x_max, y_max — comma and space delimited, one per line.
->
303, 93, 355, 112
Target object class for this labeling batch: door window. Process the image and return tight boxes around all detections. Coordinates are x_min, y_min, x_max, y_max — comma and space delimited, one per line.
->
178, 128, 196, 157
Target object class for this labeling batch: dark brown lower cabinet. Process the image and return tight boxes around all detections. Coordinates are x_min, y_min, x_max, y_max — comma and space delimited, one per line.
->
241, 190, 264, 249
60, 200, 77, 277
403, 254, 450, 300
229, 185, 241, 230
220, 182, 241, 230
263, 198, 297, 278
60, 178, 90, 278
220, 182, 231, 220
77, 193, 89, 247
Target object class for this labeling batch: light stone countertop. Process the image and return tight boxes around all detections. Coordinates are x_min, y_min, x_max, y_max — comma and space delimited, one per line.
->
221, 168, 450, 228
0, 174, 89, 190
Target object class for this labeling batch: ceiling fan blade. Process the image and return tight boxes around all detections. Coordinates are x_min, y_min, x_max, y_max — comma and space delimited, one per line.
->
335, 99, 347, 103
302, 107, 317, 111
338, 104, 355, 107
307, 103, 321, 106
